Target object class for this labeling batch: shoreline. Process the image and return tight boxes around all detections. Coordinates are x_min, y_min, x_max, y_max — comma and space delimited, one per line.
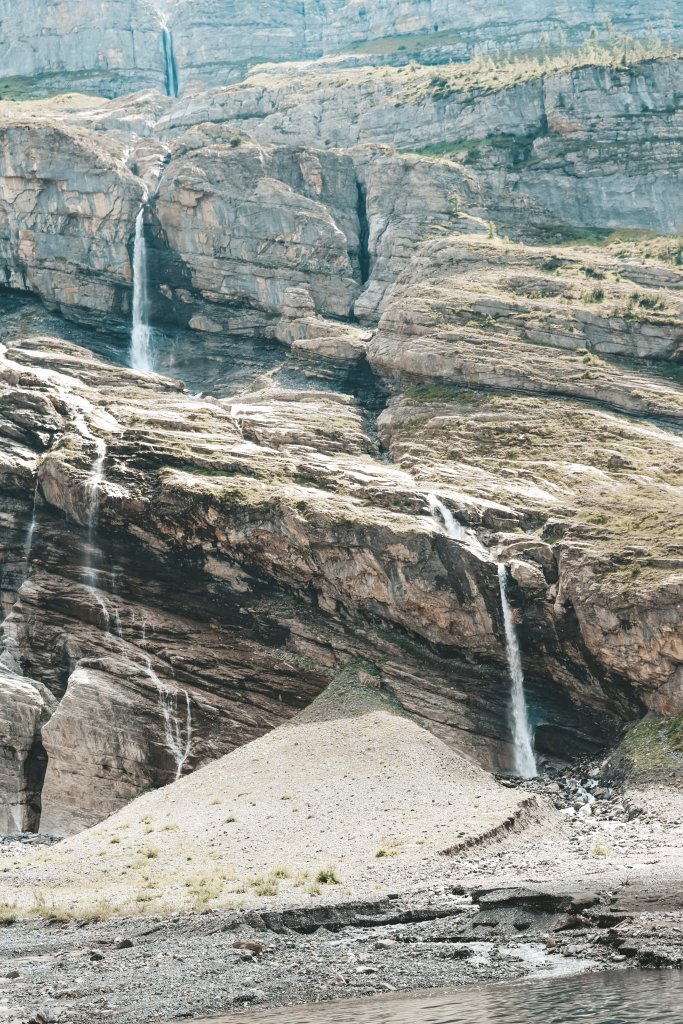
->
3, 861, 682, 1024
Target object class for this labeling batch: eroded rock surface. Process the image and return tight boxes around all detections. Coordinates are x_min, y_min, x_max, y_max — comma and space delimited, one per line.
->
0, 38, 681, 840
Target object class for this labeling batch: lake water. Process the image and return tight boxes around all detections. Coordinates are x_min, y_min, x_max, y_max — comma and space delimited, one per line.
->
204, 970, 683, 1024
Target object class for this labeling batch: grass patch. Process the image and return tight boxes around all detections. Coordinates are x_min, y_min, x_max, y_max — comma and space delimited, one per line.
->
187, 874, 225, 906
0, 903, 17, 925
138, 846, 159, 860
619, 713, 683, 777
315, 866, 340, 885
251, 879, 279, 897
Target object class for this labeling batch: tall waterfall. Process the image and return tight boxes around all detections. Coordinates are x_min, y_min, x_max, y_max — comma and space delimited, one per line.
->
429, 493, 537, 778
82, 433, 112, 628
497, 564, 537, 779
162, 26, 179, 98
130, 209, 153, 373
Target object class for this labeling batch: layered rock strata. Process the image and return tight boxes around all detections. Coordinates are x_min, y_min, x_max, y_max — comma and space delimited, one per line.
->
167, 56, 683, 233
1, 0, 683, 98
0, 48, 681, 838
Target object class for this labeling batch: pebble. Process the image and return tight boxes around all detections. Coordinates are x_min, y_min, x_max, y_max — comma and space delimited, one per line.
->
233, 940, 265, 955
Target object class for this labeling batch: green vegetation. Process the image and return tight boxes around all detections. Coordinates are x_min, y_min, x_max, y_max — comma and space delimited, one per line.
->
620, 713, 683, 776
414, 132, 536, 161
0, 71, 108, 102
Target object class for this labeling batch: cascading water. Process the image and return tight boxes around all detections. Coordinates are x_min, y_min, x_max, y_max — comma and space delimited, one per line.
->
428, 493, 537, 778
497, 564, 537, 779
22, 478, 41, 577
427, 494, 467, 542
72, 411, 112, 630
162, 25, 179, 98
144, 657, 192, 780
130, 208, 153, 373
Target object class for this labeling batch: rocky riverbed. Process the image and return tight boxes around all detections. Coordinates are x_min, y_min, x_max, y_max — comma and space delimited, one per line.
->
2, 769, 683, 1024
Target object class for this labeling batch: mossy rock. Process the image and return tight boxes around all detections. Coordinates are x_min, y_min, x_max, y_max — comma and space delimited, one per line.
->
614, 713, 683, 782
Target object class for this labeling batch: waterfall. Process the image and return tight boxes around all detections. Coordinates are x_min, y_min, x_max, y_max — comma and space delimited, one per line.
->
162, 26, 179, 98
427, 493, 489, 559
22, 479, 40, 577
427, 494, 468, 542
76, 419, 111, 629
497, 564, 537, 779
428, 493, 537, 778
144, 657, 192, 780
130, 209, 153, 373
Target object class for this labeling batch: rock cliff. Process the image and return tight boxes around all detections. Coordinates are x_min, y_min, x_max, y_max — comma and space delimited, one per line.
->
0, 28, 681, 838
2, 1, 683, 98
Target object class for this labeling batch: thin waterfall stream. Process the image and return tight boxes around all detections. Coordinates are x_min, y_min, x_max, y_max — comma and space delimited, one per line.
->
130, 207, 153, 373
162, 25, 179, 98
143, 656, 193, 780
22, 477, 41, 577
428, 494, 537, 778
497, 563, 537, 778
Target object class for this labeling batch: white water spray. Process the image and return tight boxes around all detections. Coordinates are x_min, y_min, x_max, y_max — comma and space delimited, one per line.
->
130, 208, 153, 373
497, 563, 537, 779
72, 413, 112, 628
427, 494, 467, 542
144, 657, 192, 780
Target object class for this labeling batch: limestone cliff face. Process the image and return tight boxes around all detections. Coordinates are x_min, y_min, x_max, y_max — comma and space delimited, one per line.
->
168, 57, 683, 234
0, 120, 143, 327
2, 0, 683, 98
150, 130, 362, 335
0, 0, 164, 98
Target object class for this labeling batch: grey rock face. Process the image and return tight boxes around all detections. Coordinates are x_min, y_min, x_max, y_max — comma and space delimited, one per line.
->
0, 120, 144, 329
0, 667, 53, 833
0, 0, 165, 97
2, 0, 683, 97
150, 130, 362, 336
167, 57, 683, 234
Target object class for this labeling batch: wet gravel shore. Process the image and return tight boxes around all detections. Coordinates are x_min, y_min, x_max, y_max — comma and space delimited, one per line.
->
2, 874, 683, 1024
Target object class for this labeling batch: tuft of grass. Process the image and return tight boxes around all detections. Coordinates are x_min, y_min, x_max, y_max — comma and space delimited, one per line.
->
315, 866, 341, 885
0, 903, 17, 925
188, 873, 225, 906
252, 879, 279, 897
225, 815, 237, 823
139, 847, 159, 860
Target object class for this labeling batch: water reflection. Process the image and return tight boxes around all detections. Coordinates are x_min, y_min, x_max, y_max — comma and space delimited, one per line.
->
212, 970, 683, 1024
